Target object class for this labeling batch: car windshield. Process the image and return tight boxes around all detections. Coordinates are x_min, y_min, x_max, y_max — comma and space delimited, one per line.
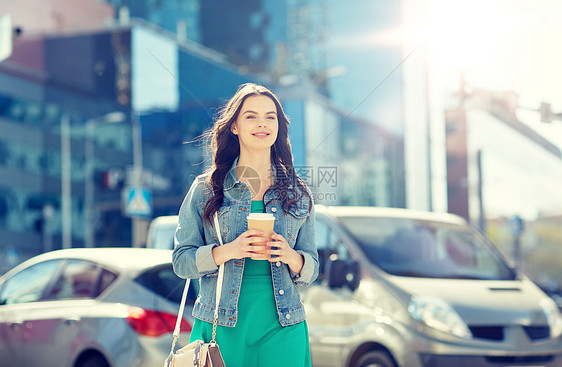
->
338, 216, 516, 280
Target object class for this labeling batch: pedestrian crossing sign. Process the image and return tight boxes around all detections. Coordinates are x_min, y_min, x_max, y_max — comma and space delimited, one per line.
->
125, 188, 152, 217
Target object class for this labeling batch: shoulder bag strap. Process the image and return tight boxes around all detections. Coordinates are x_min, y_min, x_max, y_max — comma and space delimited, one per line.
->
168, 268, 191, 357
211, 212, 225, 344
168, 213, 225, 351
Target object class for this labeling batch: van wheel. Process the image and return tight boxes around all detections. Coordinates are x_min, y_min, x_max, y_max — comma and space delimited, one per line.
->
355, 351, 396, 367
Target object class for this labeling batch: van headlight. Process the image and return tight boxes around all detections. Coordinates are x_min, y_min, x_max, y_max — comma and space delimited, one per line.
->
408, 295, 472, 339
540, 298, 562, 339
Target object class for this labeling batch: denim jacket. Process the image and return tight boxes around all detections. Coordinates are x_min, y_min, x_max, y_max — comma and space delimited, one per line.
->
172, 160, 318, 327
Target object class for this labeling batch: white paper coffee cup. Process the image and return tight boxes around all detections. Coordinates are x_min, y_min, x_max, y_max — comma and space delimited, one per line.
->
247, 213, 275, 259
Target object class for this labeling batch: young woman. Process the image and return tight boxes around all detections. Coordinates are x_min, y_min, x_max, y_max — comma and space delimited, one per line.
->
172, 83, 318, 367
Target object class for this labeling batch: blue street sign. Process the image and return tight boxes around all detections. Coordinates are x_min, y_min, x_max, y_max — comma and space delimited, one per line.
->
126, 188, 152, 217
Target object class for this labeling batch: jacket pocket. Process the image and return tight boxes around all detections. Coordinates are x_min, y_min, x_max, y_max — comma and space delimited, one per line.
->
286, 204, 310, 244
288, 204, 310, 219
216, 205, 231, 239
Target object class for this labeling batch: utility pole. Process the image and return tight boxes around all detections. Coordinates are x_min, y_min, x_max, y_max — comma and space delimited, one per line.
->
131, 112, 148, 247
61, 113, 72, 249
84, 112, 125, 248
508, 215, 524, 269
123, 112, 151, 247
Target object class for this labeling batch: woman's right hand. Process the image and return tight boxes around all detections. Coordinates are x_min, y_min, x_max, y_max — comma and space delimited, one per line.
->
212, 229, 268, 265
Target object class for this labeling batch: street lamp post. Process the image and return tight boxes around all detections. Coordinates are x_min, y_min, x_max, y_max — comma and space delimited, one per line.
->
61, 113, 71, 249
130, 112, 148, 247
84, 111, 126, 248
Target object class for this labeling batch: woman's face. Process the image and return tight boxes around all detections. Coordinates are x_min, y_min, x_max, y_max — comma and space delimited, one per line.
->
231, 94, 279, 155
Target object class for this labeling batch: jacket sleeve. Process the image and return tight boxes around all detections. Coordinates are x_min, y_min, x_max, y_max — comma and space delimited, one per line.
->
172, 176, 219, 279
290, 196, 319, 286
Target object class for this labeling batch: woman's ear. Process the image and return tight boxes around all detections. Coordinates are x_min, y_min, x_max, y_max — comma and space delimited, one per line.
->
231, 123, 238, 135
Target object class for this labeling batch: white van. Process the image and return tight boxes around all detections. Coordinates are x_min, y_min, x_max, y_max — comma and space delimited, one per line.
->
146, 215, 178, 250
304, 205, 562, 367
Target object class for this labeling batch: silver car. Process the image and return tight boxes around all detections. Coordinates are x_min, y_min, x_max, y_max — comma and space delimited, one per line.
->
0, 248, 196, 367
304, 205, 562, 367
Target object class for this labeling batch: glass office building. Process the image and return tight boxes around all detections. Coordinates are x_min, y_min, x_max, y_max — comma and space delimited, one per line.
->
104, 0, 201, 43
99, 0, 410, 206
0, 21, 253, 267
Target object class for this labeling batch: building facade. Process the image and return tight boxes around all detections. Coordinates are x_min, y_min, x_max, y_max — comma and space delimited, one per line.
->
0, 20, 254, 268
98, 0, 411, 207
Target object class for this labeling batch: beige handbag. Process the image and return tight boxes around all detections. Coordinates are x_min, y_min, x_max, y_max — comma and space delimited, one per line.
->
164, 213, 226, 367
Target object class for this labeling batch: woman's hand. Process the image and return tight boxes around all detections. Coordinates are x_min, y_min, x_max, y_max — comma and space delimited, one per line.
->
267, 233, 304, 274
212, 229, 269, 265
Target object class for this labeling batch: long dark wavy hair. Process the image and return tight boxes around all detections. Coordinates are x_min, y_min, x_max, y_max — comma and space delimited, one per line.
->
202, 83, 312, 225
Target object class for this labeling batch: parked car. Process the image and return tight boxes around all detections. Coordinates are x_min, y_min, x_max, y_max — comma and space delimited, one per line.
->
146, 215, 178, 250
0, 248, 197, 367
303, 205, 562, 367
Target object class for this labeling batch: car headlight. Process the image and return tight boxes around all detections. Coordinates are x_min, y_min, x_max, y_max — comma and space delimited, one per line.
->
408, 295, 472, 339
540, 297, 562, 339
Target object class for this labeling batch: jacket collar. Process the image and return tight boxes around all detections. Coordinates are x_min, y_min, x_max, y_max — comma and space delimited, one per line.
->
223, 157, 240, 191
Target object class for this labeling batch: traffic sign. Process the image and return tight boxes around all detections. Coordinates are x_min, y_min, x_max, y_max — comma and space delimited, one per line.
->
508, 215, 524, 237
125, 188, 152, 217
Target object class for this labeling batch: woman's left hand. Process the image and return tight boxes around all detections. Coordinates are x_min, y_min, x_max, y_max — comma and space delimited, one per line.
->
267, 233, 304, 274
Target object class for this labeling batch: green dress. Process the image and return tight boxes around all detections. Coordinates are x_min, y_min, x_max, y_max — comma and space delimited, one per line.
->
189, 200, 312, 367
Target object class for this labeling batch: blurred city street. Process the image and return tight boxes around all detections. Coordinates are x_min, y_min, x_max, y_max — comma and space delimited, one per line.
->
1, 0, 562, 366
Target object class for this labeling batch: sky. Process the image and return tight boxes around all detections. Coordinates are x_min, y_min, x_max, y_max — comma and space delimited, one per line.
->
423, 0, 562, 149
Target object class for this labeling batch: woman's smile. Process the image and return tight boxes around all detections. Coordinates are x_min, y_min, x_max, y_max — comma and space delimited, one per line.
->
252, 131, 271, 138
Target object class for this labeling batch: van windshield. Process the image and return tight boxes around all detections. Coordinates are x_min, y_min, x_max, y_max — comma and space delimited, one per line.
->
338, 216, 516, 280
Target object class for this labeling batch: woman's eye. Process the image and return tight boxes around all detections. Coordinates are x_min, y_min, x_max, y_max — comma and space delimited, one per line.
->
267, 116, 276, 120
246, 115, 256, 119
